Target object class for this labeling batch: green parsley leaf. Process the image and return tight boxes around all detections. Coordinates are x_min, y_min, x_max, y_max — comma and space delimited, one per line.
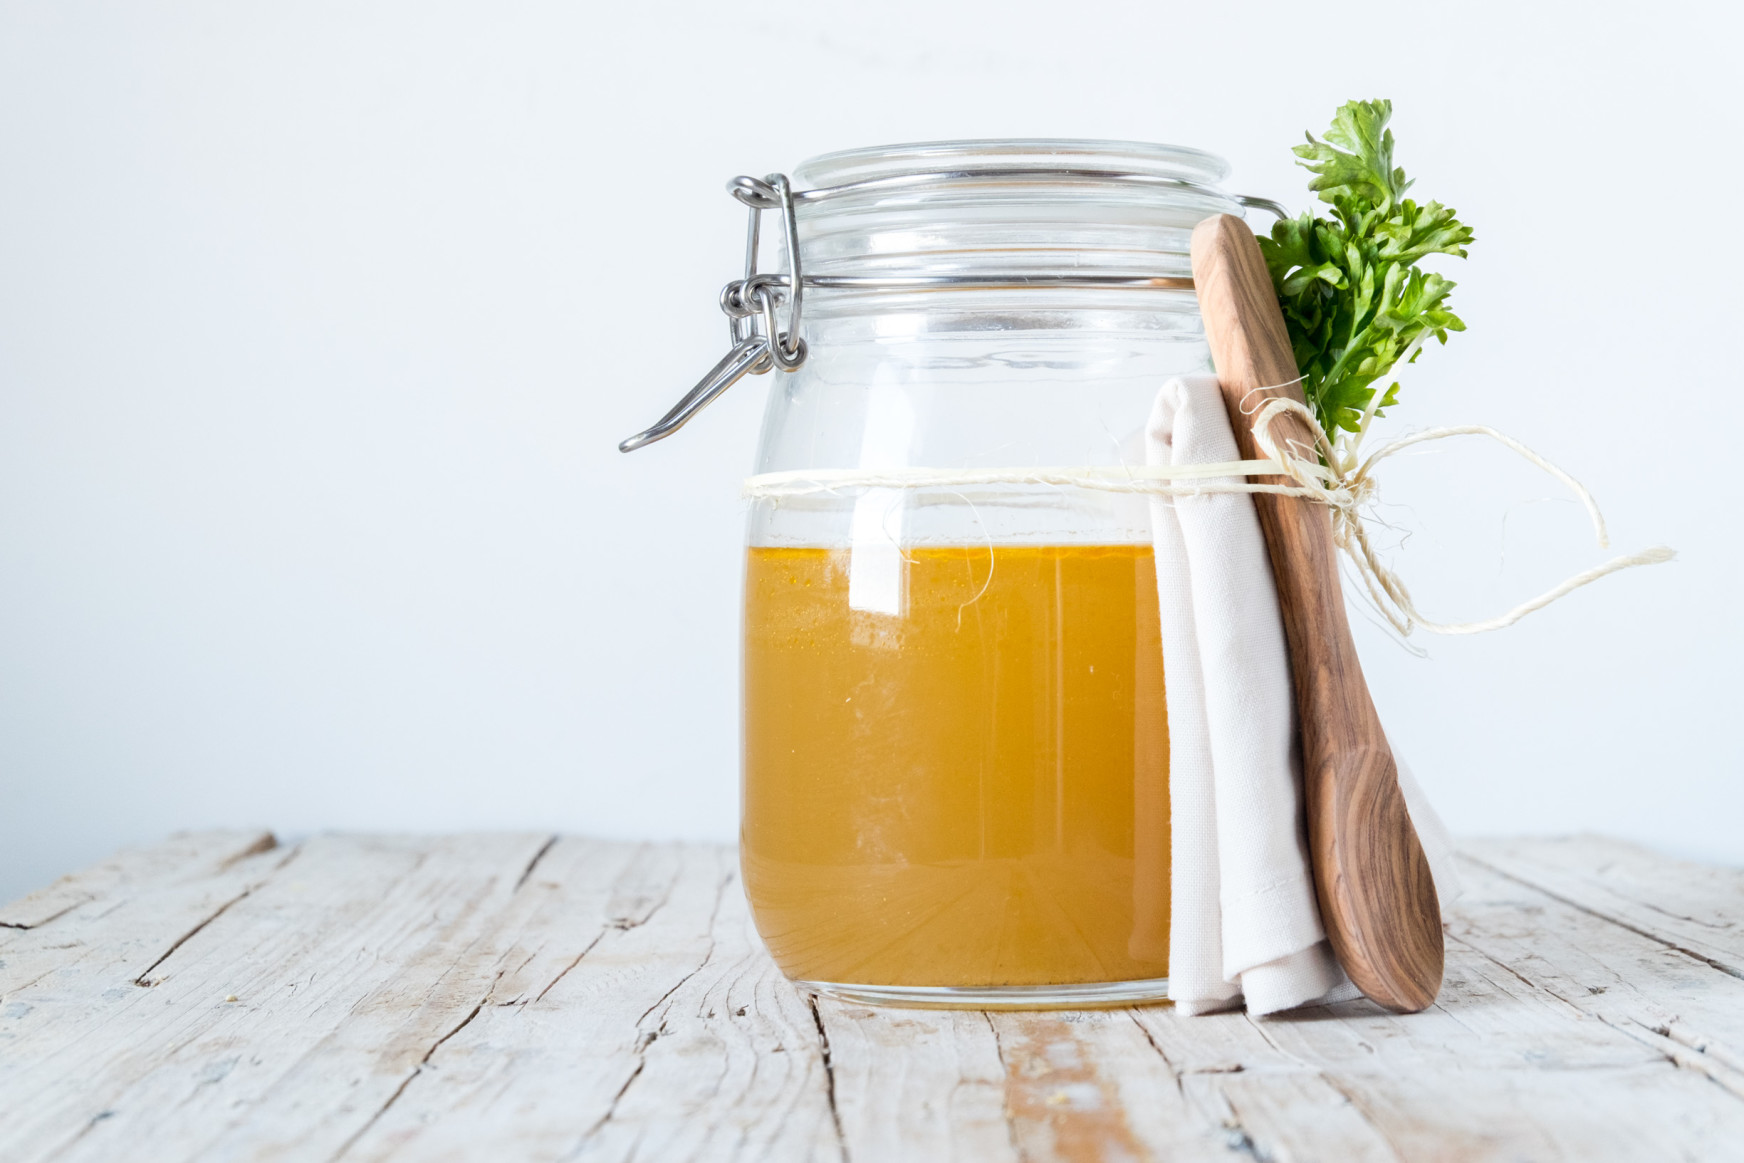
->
1258, 99, 1474, 439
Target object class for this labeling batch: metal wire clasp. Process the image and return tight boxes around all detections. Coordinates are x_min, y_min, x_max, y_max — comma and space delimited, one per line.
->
617, 166, 1290, 453
618, 174, 806, 453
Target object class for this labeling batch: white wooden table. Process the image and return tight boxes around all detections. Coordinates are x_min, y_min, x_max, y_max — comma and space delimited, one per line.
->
2, 832, 1741, 1161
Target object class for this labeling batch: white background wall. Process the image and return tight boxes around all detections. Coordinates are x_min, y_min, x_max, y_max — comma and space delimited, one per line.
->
2, 0, 1738, 901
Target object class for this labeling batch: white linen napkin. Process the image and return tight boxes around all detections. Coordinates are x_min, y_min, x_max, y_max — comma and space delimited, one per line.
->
1145, 375, 1459, 1017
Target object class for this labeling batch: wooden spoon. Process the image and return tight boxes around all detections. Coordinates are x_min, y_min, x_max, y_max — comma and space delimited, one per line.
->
1189, 213, 1444, 1013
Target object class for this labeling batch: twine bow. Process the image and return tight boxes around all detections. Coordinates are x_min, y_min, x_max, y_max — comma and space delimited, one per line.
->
1243, 393, 1675, 637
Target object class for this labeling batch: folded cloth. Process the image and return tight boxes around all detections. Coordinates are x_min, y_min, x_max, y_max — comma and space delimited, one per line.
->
1146, 376, 1458, 1017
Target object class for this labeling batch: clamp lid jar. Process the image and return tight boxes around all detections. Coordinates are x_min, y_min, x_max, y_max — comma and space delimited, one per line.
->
626, 139, 1276, 1009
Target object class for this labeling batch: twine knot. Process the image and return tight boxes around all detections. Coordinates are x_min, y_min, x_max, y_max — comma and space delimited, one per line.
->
1244, 395, 1676, 638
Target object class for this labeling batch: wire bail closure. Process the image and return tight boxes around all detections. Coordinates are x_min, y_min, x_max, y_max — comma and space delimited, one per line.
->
617, 166, 1288, 452
618, 174, 806, 453
725, 175, 807, 372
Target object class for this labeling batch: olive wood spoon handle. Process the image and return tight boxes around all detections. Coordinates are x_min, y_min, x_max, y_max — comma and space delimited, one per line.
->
1190, 213, 1444, 1014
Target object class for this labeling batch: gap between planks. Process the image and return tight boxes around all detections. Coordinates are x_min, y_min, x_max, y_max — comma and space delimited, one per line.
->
4, 834, 1744, 1163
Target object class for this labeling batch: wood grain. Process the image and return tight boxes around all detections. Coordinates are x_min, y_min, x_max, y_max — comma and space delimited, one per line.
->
5, 832, 1744, 1161
1449, 851, 1744, 1100
1462, 835, 1744, 976
0, 829, 275, 931
1189, 213, 1444, 1013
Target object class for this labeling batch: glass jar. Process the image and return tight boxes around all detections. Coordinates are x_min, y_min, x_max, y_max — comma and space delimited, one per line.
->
630, 139, 1263, 1008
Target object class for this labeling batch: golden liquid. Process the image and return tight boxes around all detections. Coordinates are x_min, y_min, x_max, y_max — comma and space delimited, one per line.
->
742, 543, 1170, 987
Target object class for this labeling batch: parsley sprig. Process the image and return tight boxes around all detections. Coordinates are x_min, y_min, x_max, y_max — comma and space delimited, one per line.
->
1259, 100, 1474, 439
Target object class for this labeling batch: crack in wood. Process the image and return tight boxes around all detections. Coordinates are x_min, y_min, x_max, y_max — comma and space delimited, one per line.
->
532, 929, 607, 1004
1126, 1009, 1188, 1103
0, 969, 56, 1006
512, 834, 560, 893
16, 837, 1744, 1160
129, 844, 301, 987
131, 891, 251, 988
214, 834, 278, 872
1440, 938, 1594, 1032
1637, 898, 1733, 931
1461, 852, 1744, 982
1447, 929, 1744, 1105
1128, 1010, 1275, 1160
0, 900, 86, 931
1664, 1020, 1744, 1075
1238, 1010, 1405, 1159
805, 993, 849, 1163
426, 1000, 487, 1063
1598, 1016, 1744, 1101
983, 1014, 1029, 1163
606, 844, 684, 933
328, 994, 491, 1161
566, 1055, 648, 1160
1442, 934, 1590, 1022
631, 869, 729, 1030
632, 959, 703, 1032
546, 860, 738, 1160
1313, 1070, 1409, 1161
1240, 1011, 1311, 1068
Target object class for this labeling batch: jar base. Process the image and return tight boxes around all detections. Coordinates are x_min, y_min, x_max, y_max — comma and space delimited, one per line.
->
798, 977, 1171, 1011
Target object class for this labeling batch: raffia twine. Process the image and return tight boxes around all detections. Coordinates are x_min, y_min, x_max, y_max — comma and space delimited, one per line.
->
742, 386, 1675, 639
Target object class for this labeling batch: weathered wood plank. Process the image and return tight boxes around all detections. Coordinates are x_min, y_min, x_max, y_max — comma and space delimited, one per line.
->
1463, 835, 1744, 976
987, 1009, 1231, 1162
337, 841, 837, 1163
813, 1004, 1016, 1163
1238, 945, 1744, 1161
0, 832, 288, 1016
1123, 844, 1744, 1163
567, 870, 843, 1163
3, 832, 1744, 1163
0, 833, 551, 1163
0, 829, 275, 931
188, 833, 589, 1162
325, 838, 708, 1160
1132, 1005, 1403, 1162
1449, 854, 1744, 1099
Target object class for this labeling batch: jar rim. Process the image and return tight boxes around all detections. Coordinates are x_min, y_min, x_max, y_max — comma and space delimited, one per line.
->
788, 139, 1244, 287
791, 138, 1231, 194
